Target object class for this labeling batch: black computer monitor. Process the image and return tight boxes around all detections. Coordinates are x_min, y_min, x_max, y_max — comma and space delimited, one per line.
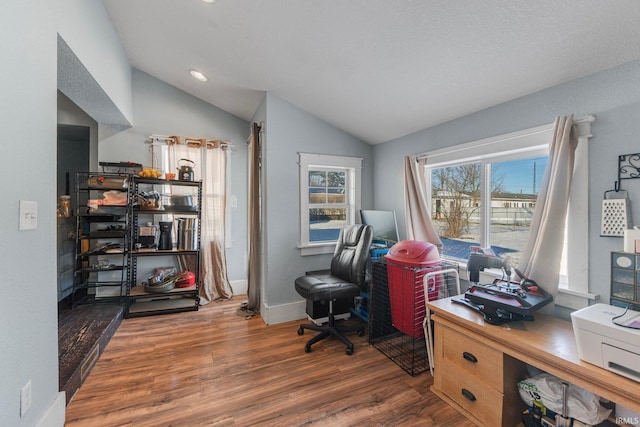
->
360, 210, 399, 246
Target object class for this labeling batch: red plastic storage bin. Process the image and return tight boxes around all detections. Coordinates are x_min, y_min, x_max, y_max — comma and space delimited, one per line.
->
384, 240, 441, 338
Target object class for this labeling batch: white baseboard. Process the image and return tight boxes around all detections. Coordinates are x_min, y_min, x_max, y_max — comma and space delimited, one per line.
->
36, 392, 65, 427
261, 300, 307, 325
259, 300, 356, 325
230, 279, 247, 295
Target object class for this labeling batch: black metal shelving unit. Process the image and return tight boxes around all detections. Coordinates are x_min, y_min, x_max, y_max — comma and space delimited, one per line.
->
127, 177, 202, 317
73, 173, 131, 306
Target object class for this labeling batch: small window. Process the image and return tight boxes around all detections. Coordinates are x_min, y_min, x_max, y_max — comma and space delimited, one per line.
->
308, 169, 348, 242
299, 153, 362, 255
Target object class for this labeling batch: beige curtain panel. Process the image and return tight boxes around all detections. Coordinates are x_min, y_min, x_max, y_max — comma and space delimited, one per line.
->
169, 140, 233, 304
518, 116, 578, 301
245, 123, 262, 313
404, 155, 443, 247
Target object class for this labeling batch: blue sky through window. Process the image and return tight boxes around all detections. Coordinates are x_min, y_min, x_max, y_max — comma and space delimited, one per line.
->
493, 156, 547, 195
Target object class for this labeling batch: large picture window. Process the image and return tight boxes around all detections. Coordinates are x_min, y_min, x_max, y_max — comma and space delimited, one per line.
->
422, 118, 594, 308
430, 155, 546, 267
299, 153, 362, 255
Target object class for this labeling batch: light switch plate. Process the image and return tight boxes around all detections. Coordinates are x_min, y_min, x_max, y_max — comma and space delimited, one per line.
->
20, 380, 32, 417
19, 200, 38, 231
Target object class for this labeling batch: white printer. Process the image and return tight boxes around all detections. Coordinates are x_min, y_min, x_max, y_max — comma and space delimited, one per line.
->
571, 303, 640, 382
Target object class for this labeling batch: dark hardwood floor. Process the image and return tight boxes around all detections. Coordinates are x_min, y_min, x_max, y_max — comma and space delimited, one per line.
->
65, 296, 474, 426
58, 300, 124, 405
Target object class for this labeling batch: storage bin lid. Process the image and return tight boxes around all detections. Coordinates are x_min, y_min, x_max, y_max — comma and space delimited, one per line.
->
384, 240, 440, 267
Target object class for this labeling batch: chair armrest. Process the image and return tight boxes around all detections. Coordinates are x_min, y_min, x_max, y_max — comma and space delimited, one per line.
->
305, 269, 331, 275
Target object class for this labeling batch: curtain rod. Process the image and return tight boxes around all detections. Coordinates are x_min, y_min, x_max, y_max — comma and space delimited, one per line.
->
415, 114, 594, 161
146, 134, 234, 148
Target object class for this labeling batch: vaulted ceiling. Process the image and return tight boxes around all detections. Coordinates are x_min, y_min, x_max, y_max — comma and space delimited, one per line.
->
102, 0, 640, 144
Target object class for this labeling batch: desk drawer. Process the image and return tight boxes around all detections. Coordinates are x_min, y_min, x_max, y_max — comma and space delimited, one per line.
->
440, 359, 504, 427
443, 327, 503, 390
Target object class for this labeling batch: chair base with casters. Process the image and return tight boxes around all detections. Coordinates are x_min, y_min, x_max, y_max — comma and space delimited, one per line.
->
294, 224, 373, 356
297, 300, 365, 355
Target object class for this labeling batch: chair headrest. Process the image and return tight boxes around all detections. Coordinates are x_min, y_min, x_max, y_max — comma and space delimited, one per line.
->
342, 225, 364, 246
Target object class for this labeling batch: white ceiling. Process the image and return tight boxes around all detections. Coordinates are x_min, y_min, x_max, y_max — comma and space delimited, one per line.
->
102, 0, 640, 144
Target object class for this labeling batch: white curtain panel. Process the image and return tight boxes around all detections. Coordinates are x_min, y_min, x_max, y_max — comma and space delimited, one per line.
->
518, 116, 578, 300
169, 142, 233, 303
404, 155, 443, 247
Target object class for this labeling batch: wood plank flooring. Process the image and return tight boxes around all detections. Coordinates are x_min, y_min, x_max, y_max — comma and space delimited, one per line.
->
65, 297, 474, 426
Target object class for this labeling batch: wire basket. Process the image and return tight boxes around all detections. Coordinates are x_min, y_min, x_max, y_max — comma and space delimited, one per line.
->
369, 260, 459, 376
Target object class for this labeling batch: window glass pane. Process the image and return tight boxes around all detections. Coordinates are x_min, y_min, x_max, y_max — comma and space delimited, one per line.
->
309, 208, 347, 242
327, 171, 346, 204
559, 216, 568, 283
489, 157, 546, 265
431, 162, 482, 260
309, 170, 326, 186
309, 170, 326, 204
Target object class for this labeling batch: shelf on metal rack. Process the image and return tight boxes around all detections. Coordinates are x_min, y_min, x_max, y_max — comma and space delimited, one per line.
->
129, 284, 197, 297
130, 249, 199, 256
127, 297, 198, 316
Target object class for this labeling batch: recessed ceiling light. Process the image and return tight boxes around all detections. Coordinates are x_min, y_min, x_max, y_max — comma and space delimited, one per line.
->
189, 69, 209, 82
201, 0, 216, 3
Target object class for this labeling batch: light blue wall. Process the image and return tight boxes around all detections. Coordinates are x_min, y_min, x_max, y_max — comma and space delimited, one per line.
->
373, 59, 640, 305
100, 69, 250, 281
0, 1, 59, 425
262, 93, 373, 313
57, 0, 133, 124
2, 0, 136, 424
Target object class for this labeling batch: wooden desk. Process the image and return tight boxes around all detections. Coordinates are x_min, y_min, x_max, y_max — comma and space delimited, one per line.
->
427, 296, 640, 426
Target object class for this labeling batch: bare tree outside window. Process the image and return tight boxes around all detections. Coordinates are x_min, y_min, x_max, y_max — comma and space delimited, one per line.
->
432, 162, 507, 238
432, 163, 480, 238
430, 157, 543, 262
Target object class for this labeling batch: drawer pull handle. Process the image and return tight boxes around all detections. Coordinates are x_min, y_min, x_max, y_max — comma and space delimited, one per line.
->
462, 351, 477, 363
461, 388, 476, 402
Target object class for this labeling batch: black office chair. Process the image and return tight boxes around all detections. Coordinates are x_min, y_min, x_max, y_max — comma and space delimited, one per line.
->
295, 224, 373, 355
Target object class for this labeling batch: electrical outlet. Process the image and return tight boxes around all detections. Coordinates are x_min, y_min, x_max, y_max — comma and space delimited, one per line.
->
19, 200, 38, 231
20, 380, 32, 417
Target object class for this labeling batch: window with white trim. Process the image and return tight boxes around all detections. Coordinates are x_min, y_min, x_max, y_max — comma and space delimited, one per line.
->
422, 118, 595, 308
299, 153, 362, 255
